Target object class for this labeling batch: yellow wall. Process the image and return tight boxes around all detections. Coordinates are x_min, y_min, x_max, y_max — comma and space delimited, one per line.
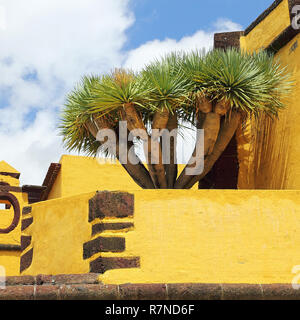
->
0, 192, 28, 249
0, 189, 28, 276
103, 190, 300, 284
21, 189, 300, 285
240, 0, 290, 52
0, 251, 20, 276
48, 155, 142, 200
0, 162, 29, 276
22, 193, 92, 275
47, 169, 63, 200
238, 0, 300, 189
48, 155, 196, 199
271, 34, 300, 189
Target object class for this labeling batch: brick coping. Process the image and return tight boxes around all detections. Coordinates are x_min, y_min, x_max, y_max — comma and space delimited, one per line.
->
0, 274, 300, 300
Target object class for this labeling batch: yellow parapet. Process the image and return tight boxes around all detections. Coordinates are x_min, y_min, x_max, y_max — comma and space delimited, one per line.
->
20, 189, 300, 285
47, 155, 197, 200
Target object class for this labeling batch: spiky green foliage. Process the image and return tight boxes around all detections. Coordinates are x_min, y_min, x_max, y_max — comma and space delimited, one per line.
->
59, 75, 102, 155
183, 48, 292, 117
141, 53, 192, 113
60, 48, 292, 157
250, 50, 292, 116
88, 69, 150, 115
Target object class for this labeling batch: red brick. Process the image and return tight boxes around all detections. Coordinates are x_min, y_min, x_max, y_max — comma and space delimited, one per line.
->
36, 274, 53, 285
0, 285, 34, 300
5, 276, 35, 286
59, 284, 118, 300
119, 284, 167, 300
262, 284, 300, 300
222, 284, 263, 300
22, 206, 32, 216
35, 285, 60, 300
20, 248, 33, 273
167, 283, 222, 300
54, 273, 99, 285
21, 217, 33, 231
89, 191, 134, 221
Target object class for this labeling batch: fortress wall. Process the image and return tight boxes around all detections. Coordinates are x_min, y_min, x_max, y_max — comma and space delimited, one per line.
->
19, 189, 300, 285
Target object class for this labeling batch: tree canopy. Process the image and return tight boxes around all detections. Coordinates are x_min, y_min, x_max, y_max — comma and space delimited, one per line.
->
60, 48, 292, 189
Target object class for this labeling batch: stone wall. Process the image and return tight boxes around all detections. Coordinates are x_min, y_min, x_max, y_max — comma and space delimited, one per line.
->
1, 274, 300, 300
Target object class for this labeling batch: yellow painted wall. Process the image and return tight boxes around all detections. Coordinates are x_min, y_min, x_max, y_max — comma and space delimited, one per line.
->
270, 34, 300, 189
22, 193, 92, 275
0, 251, 20, 277
0, 192, 28, 249
21, 189, 300, 285
48, 155, 142, 200
238, 0, 300, 189
47, 169, 62, 200
103, 190, 300, 284
240, 0, 290, 52
0, 162, 29, 276
0, 189, 28, 276
48, 155, 196, 200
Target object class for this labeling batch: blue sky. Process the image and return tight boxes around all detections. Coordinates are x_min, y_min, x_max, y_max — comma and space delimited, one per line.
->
0, 0, 277, 184
126, 0, 274, 49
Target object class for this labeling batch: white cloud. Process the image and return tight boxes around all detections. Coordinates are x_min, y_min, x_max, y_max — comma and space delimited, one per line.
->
0, 110, 63, 184
0, 0, 134, 185
124, 19, 243, 71
0, 0, 242, 185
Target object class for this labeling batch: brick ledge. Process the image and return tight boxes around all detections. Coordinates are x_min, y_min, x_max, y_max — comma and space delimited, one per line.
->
0, 275, 300, 300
